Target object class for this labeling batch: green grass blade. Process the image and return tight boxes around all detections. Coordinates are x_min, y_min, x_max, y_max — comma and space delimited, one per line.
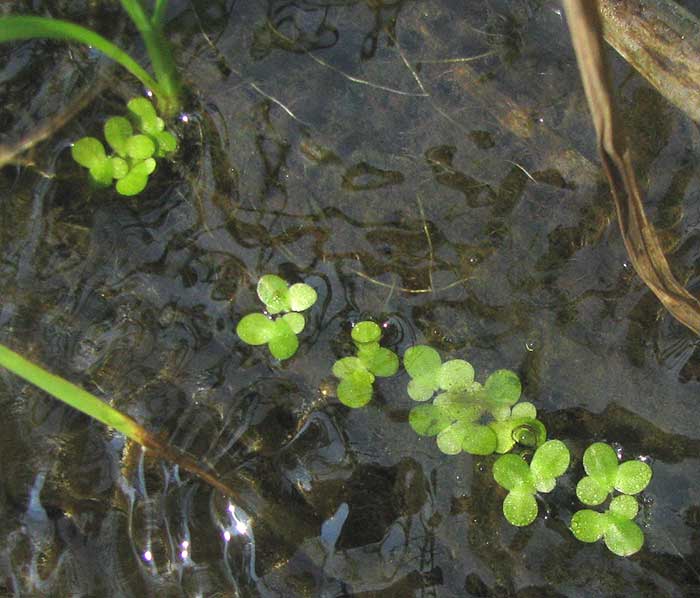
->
119, 0, 180, 116
0, 16, 164, 102
0, 343, 146, 443
152, 0, 169, 26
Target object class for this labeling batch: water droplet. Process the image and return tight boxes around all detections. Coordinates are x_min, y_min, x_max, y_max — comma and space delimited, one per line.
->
468, 256, 479, 265
143, 550, 153, 562
525, 340, 536, 352
612, 442, 624, 460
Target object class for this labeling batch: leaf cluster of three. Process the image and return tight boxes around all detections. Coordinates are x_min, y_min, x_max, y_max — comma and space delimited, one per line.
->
236, 275, 318, 360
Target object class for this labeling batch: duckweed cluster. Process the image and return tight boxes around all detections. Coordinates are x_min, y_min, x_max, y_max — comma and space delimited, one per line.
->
237, 274, 654, 556
71, 98, 177, 195
236, 274, 318, 360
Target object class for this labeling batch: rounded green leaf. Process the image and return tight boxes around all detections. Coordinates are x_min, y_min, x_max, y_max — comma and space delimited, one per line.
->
492, 454, 533, 492
268, 319, 299, 360
407, 375, 438, 401
604, 517, 644, 556
104, 116, 132, 156
360, 347, 398, 377
115, 170, 148, 196
530, 440, 570, 482
111, 156, 129, 179
576, 475, 609, 506
337, 373, 373, 408
128, 97, 160, 132
408, 404, 452, 436
72, 137, 106, 168
153, 130, 178, 157
490, 405, 512, 421
434, 392, 482, 421
503, 491, 538, 526
257, 275, 291, 314
615, 460, 652, 496
133, 158, 157, 175
461, 424, 498, 455
510, 401, 537, 419
570, 509, 607, 543
609, 495, 639, 520
436, 421, 469, 455
403, 345, 441, 378
583, 442, 619, 486
535, 477, 557, 493
437, 359, 474, 392
484, 369, 521, 407
351, 321, 381, 344
126, 134, 156, 160
236, 313, 275, 345
332, 356, 366, 379
281, 312, 305, 334
89, 160, 113, 186
288, 283, 317, 312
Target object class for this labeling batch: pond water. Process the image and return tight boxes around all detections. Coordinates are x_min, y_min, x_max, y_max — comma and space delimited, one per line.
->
2, 1, 700, 596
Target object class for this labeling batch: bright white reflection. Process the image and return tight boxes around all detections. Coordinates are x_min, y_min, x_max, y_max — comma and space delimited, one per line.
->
143, 550, 153, 562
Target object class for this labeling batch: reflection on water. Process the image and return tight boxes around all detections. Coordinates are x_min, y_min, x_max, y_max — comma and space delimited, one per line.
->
2, 0, 700, 596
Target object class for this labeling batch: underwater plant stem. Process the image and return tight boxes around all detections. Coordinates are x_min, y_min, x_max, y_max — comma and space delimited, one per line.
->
0, 16, 166, 105
119, 0, 181, 117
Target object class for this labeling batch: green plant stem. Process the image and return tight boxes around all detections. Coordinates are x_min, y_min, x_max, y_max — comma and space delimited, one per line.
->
0, 342, 242, 499
0, 343, 146, 442
119, 0, 180, 117
0, 16, 166, 105
152, 0, 169, 27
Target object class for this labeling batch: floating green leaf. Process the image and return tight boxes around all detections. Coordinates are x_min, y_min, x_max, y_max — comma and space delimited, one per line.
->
236, 313, 275, 345
404, 345, 442, 378
484, 369, 521, 408
115, 158, 156, 196
288, 283, 318, 312
337, 369, 374, 408
128, 97, 163, 134
153, 130, 178, 157
461, 423, 498, 455
332, 356, 365, 379
437, 359, 474, 392
257, 275, 291, 314
351, 321, 381, 344
570, 509, 607, 543
72, 137, 106, 169
89, 158, 114, 186
408, 404, 452, 436
576, 442, 652, 506
281, 312, 305, 334
358, 345, 399, 377
615, 460, 653, 496
104, 116, 132, 156
111, 156, 129, 179
268, 318, 299, 360
126, 134, 156, 160
571, 495, 645, 557
493, 441, 569, 527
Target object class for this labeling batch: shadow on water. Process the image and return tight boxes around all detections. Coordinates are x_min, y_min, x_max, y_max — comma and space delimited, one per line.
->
2, 0, 700, 596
